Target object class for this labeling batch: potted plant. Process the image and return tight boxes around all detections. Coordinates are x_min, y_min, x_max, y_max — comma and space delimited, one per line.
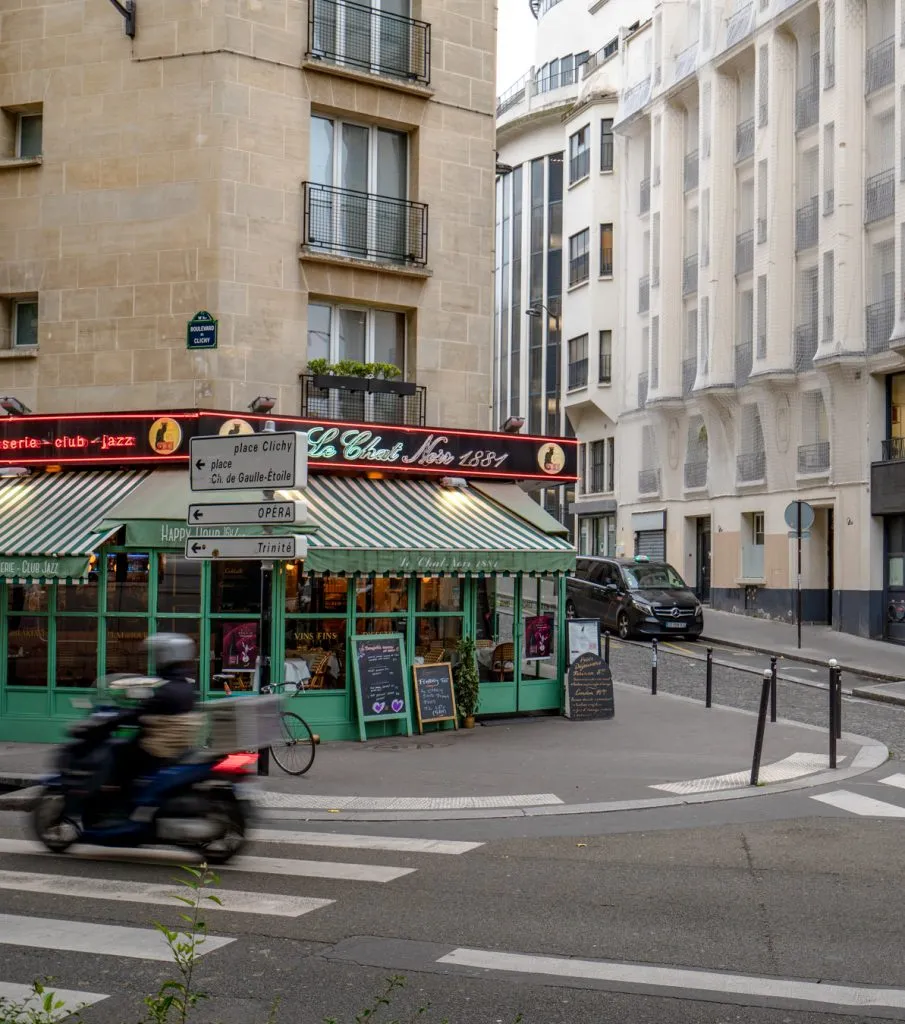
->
307, 359, 416, 396
367, 362, 417, 397
453, 636, 480, 728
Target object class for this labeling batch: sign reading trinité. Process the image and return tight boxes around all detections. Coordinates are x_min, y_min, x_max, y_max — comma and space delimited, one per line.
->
0, 410, 578, 483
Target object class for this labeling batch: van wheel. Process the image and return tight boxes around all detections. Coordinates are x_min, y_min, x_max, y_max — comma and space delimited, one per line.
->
616, 612, 631, 640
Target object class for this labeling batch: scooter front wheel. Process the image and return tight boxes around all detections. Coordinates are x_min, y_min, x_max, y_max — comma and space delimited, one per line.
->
32, 790, 80, 853
199, 796, 247, 864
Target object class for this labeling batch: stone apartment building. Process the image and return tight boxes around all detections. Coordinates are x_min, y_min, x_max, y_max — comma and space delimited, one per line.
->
0, 0, 496, 428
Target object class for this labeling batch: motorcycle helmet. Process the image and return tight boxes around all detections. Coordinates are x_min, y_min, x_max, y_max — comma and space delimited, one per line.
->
144, 632, 196, 673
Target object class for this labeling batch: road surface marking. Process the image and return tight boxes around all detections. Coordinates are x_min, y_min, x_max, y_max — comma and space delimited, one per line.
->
879, 773, 905, 791
0, 869, 333, 918
811, 790, 905, 818
249, 829, 483, 855
0, 912, 233, 961
254, 792, 563, 810
0, 837, 414, 882
0, 982, 107, 1012
652, 752, 844, 795
436, 947, 905, 1011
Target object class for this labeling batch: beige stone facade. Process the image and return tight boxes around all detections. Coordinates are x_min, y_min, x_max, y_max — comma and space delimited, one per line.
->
0, 0, 496, 428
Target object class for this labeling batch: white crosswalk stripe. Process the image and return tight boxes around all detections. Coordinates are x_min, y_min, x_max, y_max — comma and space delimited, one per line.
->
0, 981, 108, 1013
0, 823, 484, 1009
811, 779, 905, 818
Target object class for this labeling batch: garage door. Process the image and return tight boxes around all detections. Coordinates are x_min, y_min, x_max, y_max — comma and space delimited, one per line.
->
636, 529, 665, 560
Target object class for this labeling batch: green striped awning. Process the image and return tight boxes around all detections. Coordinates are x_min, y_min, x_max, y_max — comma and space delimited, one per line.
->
304, 476, 575, 575
0, 469, 150, 581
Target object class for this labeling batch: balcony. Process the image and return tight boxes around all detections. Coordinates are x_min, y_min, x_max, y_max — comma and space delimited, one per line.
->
567, 357, 588, 390
866, 297, 895, 353
300, 373, 426, 426
638, 275, 650, 313
725, 3, 754, 48
735, 118, 755, 161
865, 168, 895, 224
497, 71, 529, 116
308, 0, 431, 85
682, 356, 697, 396
640, 177, 650, 214
866, 36, 895, 94
302, 182, 428, 265
798, 441, 830, 474
569, 148, 590, 185
684, 460, 707, 488
794, 323, 818, 371
795, 196, 819, 251
682, 255, 698, 296
638, 372, 649, 409
734, 342, 753, 386
737, 450, 766, 482
735, 229, 754, 275
795, 81, 819, 132
638, 468, 661, 494
881, 437, 905, 461
684, 150, 699, 192
599, 353, 612, 384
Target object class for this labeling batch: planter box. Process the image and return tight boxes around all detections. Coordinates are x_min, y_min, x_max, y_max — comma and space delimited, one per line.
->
368, 378, 417, 396
312, 374, 368, 392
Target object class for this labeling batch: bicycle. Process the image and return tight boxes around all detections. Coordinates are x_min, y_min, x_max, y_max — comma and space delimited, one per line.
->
222, 677, 317, 776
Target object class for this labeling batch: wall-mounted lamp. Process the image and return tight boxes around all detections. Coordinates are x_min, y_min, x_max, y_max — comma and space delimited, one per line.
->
0, 467, 29, 477
0, 397, 30, 416
440, 476, 468, 490
526, 302, 561, 330
249, 396, 276, 414
501, 416, 525, 434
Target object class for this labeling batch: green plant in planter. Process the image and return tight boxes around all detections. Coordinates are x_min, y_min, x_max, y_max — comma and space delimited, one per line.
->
332, 358, 369, 378
372, 361, 402, 380
453, 636, 480, 721
307, 357, 330, 376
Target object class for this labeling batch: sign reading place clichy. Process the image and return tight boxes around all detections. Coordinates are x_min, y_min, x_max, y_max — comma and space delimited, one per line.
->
189, 432, 308, 492
184, 535, 308, 561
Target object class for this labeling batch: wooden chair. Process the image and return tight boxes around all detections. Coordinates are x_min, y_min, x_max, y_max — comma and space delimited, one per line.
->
491, 641, 515, 681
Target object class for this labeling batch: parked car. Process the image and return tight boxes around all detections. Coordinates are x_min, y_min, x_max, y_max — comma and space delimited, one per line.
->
566, 555, 704, 640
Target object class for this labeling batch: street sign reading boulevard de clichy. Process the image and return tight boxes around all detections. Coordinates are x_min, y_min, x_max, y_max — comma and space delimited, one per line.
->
189, 431, 308, 492
187, 499, 308, 526
184, 535, 309, 561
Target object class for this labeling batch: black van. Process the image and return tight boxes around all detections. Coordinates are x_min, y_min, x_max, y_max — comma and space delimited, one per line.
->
566, 555, 704, 640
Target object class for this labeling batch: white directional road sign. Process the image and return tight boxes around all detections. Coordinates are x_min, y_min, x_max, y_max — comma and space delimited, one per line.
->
184, 535, 308, 561
187, 500, 308, 526
189, 432, 307, 492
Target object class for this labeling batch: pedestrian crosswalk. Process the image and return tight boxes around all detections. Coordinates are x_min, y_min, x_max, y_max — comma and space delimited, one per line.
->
0, 825, 484, 1011
811, 773, 905, 818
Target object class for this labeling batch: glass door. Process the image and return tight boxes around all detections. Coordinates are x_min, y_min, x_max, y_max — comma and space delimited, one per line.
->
375, 127, 407, 260
340, 123, 369, 257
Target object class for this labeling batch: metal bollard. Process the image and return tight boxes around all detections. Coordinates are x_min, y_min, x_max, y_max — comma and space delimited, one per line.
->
603, 631, 611, 665
769, 655, 777, 723
651, 638, 658, 695
828, 659, 838, 769
705, 647, 713, 708
835, 663, 843, 741
750, 670, 772, 786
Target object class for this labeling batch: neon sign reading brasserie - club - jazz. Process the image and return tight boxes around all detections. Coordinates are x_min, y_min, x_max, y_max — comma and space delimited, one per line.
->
0, 411, 578, 483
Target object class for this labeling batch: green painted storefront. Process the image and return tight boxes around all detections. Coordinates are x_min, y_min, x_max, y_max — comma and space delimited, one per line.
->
0, 468, 575, 743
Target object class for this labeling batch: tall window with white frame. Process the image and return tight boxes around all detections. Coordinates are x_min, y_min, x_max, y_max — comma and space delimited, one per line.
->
568, 228, 590, 287
600, 118, 614, 172
568, 124, 590, 185
567, 333, 588, 390
16, 112, 41, 159
10, 298, 37, 349
599, 223, 613, 277
598, 329, 612, 383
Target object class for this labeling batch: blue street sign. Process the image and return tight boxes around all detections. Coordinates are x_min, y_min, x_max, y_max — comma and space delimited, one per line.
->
187, 310, 218, 350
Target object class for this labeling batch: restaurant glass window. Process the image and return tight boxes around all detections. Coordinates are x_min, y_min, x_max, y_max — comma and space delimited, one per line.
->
208, 561, 262, 693
6, 584, 50, 687
57, 574, 99, 613
105, 616, 148, 676
356, 577, 407, 615
416, 578, 463, 612
157, 554, 202, 614
56, 612, 98, 688
521, 577, 558, 680
284, 618, 347, 690
286, 570, 348, 615
475, 576, 516, 682
414, 577, 464, 666
105, 552, 149, 613
155, 617, 202, 685
889, 373, 905, 453
210, 562, 261, 614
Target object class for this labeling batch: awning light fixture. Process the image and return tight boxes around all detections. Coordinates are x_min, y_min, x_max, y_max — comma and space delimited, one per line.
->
0, 397, 31, 416
0, 467, 29, 477
501, 416, 525, 434
440, 476, 467, 490
249, 396, 276, 414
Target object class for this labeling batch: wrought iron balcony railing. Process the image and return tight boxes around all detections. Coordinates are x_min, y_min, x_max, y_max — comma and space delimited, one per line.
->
795, 81, 819, 132
567, 357, 588, 390
794, 323, 818, 371
640, 177, 650, 214
735, 229, 754, 275
497, 71, 530, 116
725, 3, 754, 48
638, 275, 650, 313
308, 0, 430, 85
735, 342, 753, 386
638, 468, 660, 494
684, 460, 707, 488
683, 254, 698, 296
599, 353, 612, 383
682, 356, 697, 396
795, 196, 819, 251
798, 441, 830, 474
300, 373, 426, 425
735, 117, 755, 161
866, 36, 895, 94
866, 297, 895, 354
865, 168, 895, 224
737, 450, 766, 482
684, 149, 699, 192
881, 437, 905, 461
302, 181, 428, 265
638, 371, 649, 409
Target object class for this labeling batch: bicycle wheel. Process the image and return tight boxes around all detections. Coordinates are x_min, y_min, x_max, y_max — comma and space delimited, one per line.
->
270, 711, 316, 776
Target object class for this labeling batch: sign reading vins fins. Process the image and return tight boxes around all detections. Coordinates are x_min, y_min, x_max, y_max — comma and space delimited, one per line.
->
412, 662, 458, 734
351, 634, 413, 742
565, 652, 615, 721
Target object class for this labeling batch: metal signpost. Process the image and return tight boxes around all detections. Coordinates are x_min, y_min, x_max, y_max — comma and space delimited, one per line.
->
187, 425, 309, 776
784, 500, 815, 649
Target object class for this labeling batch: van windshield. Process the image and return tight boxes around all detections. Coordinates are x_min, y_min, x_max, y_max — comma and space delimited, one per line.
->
622, 563, 688, 590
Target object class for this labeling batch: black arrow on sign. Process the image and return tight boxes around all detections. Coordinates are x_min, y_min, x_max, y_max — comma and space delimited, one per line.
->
195, 459, 206, 470
191, 542, 205, 554
192, 509, 203, 521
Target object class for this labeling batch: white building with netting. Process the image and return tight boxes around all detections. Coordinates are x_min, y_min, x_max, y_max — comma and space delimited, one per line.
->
613, 0, 905, 640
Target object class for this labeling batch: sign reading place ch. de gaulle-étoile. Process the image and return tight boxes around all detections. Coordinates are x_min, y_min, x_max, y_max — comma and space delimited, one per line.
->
565, 652, 615, 722
351, 634, 412, 742
186, 311, 218, 351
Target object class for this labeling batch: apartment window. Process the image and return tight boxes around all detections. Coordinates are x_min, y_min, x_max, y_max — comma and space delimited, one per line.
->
757, 160, 768, 242
579, 514, 616, 557
823, 250, 834, 343
587, 438, 615, 493
307, 301, 405, 370
824, 0, 835, 88
741, 511, 766, 578
758, 45, 769, 127
16, 113, 41, 159
569, 124, 591, 185
600, 118, 614, 172
651, 213, 660, 286
567, 333, 589, 389
701, 84, 711, 159
11, 299, 37, 348
568, 228, 590, 287
701, 190, 710, 267
757, 275, 767, 358
700, 295, 710, 374
598, 329, 612, 383
599, 222, 613, 276
824, 123, 835, 212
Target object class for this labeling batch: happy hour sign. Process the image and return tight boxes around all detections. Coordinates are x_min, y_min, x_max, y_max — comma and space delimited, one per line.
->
351, 634, 412, 741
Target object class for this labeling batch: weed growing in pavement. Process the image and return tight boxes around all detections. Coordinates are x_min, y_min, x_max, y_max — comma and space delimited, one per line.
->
0, 980, 85, 1024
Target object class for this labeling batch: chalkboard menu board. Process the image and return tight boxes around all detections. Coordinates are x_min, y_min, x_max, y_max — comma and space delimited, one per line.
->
565, 652, 615, 721
351, 634, 412, 741
412, 663, 458, 734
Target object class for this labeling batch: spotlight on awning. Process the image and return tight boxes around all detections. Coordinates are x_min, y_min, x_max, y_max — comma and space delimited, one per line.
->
501, 416, 525, 434
0, 467, 29, 477
248, 396, 276, 414
0, 396, 31, 416
440, 476, 468, 490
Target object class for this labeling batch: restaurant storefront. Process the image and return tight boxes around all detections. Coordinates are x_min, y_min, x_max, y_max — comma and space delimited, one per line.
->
0, 410, 577, 742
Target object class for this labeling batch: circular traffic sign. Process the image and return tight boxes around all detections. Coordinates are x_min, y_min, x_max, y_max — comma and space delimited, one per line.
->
784, 500, 815, 532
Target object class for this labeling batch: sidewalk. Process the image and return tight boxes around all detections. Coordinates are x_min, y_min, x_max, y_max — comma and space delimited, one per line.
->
0, 682, 886, 821
701, 608, 905, 680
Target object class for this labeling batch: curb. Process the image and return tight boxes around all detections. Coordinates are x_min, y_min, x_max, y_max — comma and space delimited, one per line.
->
851, 685, 905, 707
